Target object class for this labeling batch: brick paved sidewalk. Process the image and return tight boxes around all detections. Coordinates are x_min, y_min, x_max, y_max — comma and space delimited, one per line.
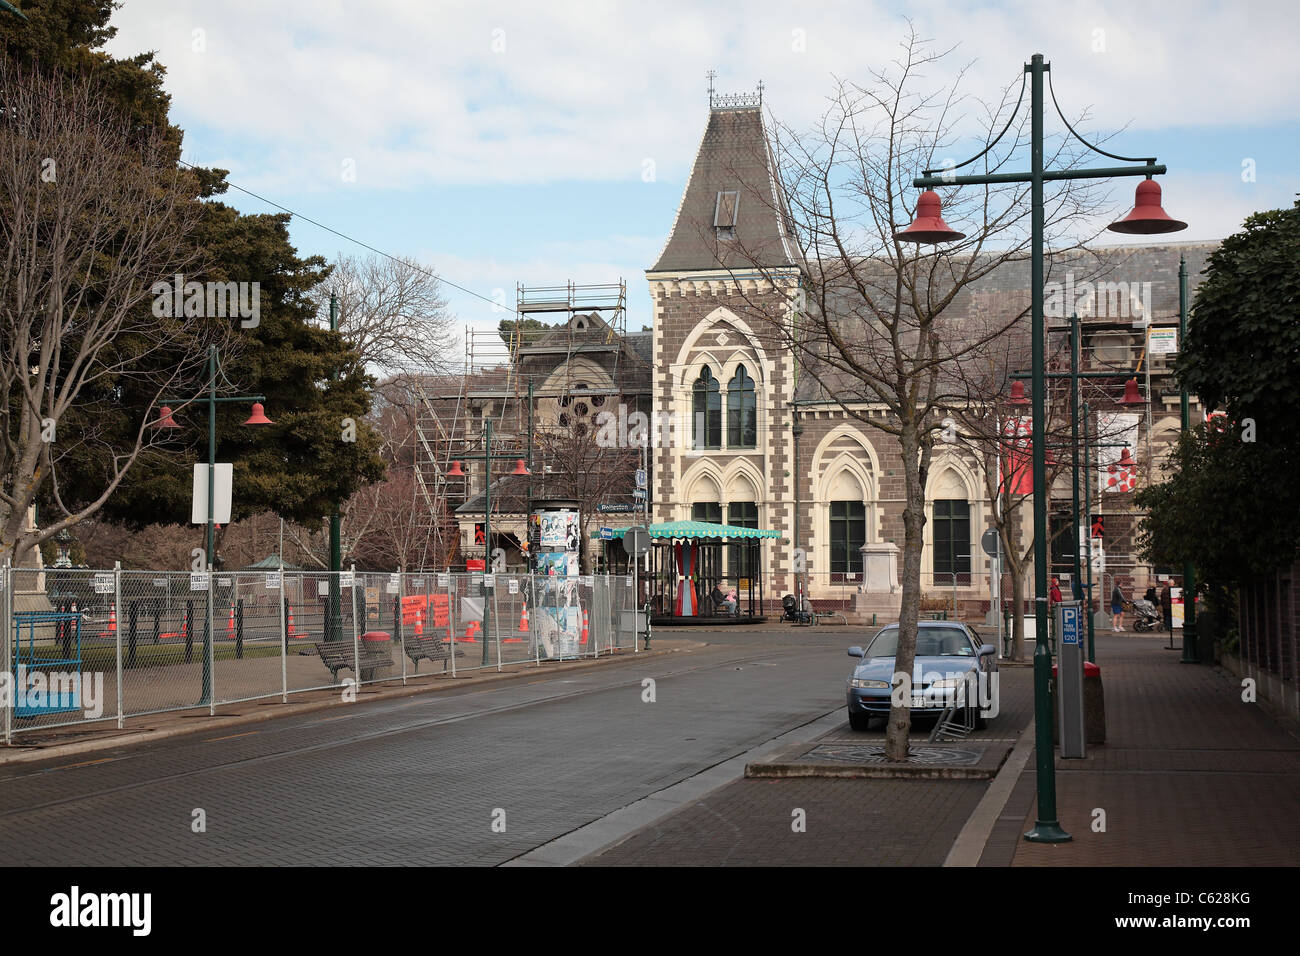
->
990, 633, 1300, 866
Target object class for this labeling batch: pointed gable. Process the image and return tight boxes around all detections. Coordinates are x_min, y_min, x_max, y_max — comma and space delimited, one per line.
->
650, 106, 796, 273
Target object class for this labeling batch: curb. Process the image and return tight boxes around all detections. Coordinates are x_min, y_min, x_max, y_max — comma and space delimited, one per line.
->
745, 762, 997, 780
0, 644, 692, 766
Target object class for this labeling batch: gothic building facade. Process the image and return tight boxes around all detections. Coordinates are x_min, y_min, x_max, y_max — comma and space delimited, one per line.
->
646, 93, 1217, 617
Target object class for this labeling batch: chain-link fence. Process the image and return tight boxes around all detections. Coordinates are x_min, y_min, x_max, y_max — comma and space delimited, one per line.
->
1, 564, 645, 741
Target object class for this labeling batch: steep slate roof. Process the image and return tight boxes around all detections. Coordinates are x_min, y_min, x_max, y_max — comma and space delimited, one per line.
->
650, 106, 797, 273
791, 240, 1220, 403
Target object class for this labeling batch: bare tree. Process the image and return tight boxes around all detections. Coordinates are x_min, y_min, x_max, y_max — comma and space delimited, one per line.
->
314, 253, 456, 374
0, 56, 212, 565
722, 33, 1108, 759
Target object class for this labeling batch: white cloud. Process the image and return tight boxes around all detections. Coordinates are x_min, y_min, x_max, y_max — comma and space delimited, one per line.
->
106, 0, 1300, 192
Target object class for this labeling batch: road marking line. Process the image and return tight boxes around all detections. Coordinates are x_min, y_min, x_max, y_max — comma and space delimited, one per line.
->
205, 732, 259, 742
54, 757, 118, 771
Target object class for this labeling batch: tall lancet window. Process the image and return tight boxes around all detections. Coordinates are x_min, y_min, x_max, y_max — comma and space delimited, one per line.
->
692, 367, 721, 449
727, 365, 756, 448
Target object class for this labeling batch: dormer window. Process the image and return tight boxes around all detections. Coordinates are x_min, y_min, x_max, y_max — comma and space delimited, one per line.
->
714, 190, 739, 240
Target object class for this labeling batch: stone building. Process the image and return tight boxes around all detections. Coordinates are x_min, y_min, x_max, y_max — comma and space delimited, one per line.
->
646, 90, 1218, 619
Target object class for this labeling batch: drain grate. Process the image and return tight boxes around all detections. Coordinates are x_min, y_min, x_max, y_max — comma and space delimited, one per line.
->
804, 744, 983, 766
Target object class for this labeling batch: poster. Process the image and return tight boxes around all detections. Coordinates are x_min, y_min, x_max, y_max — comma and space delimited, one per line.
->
1097, 412, 1141, 494
1000, 416, 1032, 495
538, 510, 580, 551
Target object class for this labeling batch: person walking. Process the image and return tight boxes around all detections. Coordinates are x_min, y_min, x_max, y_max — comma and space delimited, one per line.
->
1159, 579, 1174, 633
1111, 580, 1126, 632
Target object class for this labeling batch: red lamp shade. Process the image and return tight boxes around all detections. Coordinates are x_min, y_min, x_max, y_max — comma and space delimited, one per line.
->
1008, 381, 1030, 406
243, 402, 274, 426
445, 460, 465, 478
154, 406, 181, 430
894, 190, 966, 244
1107, 179, 1187, 235
510, 459, 531, 476
1120, 378, 1144, 405
1118, 447, 1136, 468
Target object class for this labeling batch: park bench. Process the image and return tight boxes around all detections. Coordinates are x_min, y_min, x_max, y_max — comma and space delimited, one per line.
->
311, 640, 393, 683
400, 633, 458, 673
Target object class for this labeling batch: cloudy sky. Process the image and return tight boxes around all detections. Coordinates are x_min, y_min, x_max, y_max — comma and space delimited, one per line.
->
104, 0, 1299, 359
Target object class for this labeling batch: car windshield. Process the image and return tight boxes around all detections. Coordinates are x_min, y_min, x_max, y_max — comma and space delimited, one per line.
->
865, 627, 973, 657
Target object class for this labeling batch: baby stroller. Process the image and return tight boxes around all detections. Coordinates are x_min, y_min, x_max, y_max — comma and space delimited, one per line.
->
1126, 598, 1163, 632
781, 593, 814, 626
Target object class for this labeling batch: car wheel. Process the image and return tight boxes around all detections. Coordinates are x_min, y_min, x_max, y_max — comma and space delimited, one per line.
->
848, 710, 872, 732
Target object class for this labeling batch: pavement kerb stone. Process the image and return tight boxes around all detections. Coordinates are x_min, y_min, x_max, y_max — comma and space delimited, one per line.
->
0, 641, 703, 766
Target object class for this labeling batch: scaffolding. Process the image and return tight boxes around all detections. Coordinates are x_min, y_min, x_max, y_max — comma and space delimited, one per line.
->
413, 280, 647, 566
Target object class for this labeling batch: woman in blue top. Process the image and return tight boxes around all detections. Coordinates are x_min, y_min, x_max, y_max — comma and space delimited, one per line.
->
1111, 581, 1126, 632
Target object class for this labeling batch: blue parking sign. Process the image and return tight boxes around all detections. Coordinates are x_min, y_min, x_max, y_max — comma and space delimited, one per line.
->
1061, 605, 1081, 645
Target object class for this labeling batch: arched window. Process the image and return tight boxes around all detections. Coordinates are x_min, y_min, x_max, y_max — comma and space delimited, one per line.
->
693, 367, 721, 449
727, 365, 757, 448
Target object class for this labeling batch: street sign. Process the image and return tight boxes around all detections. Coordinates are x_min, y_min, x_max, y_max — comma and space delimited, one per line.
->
633, 488, 646, 500
597, 503, 636, 513
635, 468, 647, 489
980, 528, 999, 558
625, 526, 650, 559
1148, 328, 1178, 354
1061, 603, 1082, 645
599, 527, 614, 540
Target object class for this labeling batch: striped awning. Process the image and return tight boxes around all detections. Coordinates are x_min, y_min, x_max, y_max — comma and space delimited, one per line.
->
595, 520, 780, 542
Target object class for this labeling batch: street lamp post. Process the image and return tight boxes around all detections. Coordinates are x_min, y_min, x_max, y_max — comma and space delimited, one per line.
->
445, 420, 530, 667
1177, 255, 1200, 664
156, 345, 272, 704
896, 53, 1186, 844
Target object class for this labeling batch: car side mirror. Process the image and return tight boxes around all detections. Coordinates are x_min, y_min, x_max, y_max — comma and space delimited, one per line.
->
847, 646, 864, 658
978, 644, 997, 657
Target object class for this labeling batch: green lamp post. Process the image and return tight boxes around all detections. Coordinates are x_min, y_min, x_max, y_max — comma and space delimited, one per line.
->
445, 419, 530, 667
1176, 256, 1200, 663
157, 345, 272, 704
895, 53, 1186, 844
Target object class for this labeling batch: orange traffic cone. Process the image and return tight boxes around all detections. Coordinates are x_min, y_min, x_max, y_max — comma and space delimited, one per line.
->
461, 621, 479, 643
226, 604, 235, 639
415, 606, 424, 637
579, 608, 589, 645
287, 605, 297, 638
101, 603, 117, 639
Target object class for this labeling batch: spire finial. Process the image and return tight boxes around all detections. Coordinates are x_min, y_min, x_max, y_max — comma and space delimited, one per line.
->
707, 70, 717, 107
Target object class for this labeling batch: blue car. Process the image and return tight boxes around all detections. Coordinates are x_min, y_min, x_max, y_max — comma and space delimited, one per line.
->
845, 621, 999, 731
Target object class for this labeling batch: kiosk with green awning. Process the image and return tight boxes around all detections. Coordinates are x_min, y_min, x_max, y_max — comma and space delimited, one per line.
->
596, 520, 781, 624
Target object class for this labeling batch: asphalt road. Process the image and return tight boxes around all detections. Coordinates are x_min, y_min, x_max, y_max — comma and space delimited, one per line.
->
0, 628, 856, 866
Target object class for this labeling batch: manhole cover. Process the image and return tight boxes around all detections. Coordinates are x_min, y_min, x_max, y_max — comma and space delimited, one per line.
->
805, 744, 982, 766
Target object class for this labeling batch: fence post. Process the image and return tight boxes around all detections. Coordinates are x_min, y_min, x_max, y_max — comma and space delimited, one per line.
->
396, 577, 406, 686
448, 573, 457, 679
3, 560, 12, 745
278, 563, 287, 704
114, 561, 124, 729
534, 575, 541, 667
185, 600, 194, 663
350, 566, 360, 686
205, 564, 216, 715
235, 598, 244, 660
